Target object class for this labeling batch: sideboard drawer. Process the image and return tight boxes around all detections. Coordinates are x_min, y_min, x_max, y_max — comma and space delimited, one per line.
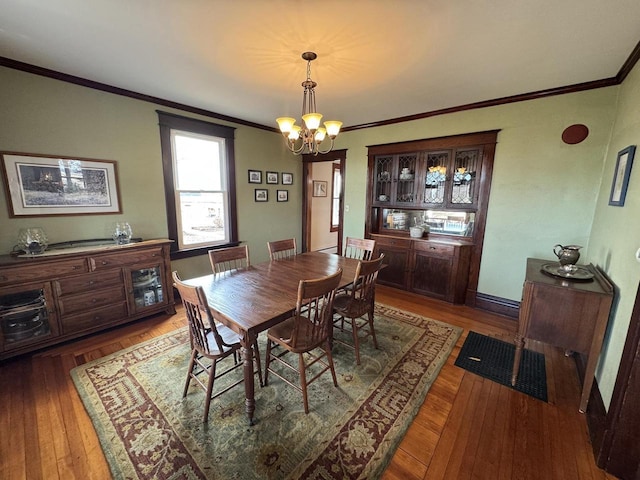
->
0, 258, 88, 286
89, 247, 164, 270
373, 236, 412, 249
60, 302, 128, 335
55, 269, 123, 296
58, 285, 126, 316
413, 241, 455, 256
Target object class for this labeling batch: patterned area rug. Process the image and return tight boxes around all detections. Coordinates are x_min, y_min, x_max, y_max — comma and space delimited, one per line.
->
71, 304, 462, 480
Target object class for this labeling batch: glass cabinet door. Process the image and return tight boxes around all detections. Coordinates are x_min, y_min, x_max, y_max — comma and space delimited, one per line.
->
130, 266, 166, 312
451, 147, 482, 206
373, 155, 393, 203
0, 284, 58, 351
422, 151, 450, 206
396, 153, 418, 205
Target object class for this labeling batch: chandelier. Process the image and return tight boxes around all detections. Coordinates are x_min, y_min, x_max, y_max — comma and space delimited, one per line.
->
276, 52, 342, 155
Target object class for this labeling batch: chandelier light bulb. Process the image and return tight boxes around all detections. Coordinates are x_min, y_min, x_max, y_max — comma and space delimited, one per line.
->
324, 120, 342, 138
276, 117, 296, 134
302, 113, 322, 131
314, 127, 327, 143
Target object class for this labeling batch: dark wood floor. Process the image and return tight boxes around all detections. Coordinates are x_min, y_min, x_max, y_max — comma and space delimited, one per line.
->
0, 285, 617, 479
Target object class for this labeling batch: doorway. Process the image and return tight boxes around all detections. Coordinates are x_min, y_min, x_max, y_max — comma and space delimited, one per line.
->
301, 149, 346, 254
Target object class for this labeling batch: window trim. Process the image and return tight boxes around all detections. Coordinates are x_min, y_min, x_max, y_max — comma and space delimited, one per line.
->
157, 111, 238, 259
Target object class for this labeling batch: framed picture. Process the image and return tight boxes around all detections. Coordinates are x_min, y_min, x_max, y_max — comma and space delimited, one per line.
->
312, 180, 328, 197
266, 171, 279, 184
277, 190, 288, 202
282, 172, 293, 185
248, 169, 262, 184
255, 188, 268, 202
609, 145, 636, 206
1, 152, 122, 217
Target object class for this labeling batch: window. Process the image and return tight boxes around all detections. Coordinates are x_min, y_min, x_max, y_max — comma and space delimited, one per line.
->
330, 162, 341, 231
158, 111, 237, 258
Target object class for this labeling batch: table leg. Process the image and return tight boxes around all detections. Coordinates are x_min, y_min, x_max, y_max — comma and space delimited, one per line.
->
511, 334, 525, 386
241, 333, 256, 426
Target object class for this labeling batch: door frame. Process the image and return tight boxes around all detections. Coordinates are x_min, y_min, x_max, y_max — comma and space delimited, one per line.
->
302, 149, 346, 254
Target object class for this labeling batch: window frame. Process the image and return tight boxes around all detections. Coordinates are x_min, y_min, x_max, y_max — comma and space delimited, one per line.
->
158, 111, 238, 259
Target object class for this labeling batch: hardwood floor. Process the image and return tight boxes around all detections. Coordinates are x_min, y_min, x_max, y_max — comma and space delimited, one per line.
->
0, 285, 617, 479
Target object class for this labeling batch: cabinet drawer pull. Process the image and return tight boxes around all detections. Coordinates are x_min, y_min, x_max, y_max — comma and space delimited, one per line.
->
89, 280, 95, 285
430, 246, 436, 250
72, 265, 81, 270
101, 261, 109, 265
92, 299, 98, 303
94, 315, 101, 321
152, 253, 158, 257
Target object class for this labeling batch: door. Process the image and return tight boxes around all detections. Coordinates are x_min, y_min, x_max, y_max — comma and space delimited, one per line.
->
302, 149, 346, 254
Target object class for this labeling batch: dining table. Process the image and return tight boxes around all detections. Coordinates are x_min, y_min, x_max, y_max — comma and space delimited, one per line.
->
184, 251, 361, 425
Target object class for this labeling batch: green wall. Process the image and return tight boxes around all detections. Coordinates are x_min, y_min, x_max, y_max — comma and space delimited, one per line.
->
588, 62, 640, 407
0, 67, 301, 278
2, 61, 638, 409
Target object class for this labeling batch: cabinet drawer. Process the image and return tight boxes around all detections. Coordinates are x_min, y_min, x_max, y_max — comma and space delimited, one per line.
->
58, 285, 126, 316
60, 302, 128, 335
373, 236, 412, 249
55, 269, 123, 296
413, 241, 455, 256
89, 247, 164, 271
0, 258, 88, 286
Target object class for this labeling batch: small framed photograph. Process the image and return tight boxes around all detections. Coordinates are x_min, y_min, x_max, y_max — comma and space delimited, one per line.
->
254, 188, 268, 202
248, 169, 262, 184
312, 180, 328, 197
266, 171, 279, 184
277, 190, 288, 202
282, 172, 293, 185
609, 145, 636, 206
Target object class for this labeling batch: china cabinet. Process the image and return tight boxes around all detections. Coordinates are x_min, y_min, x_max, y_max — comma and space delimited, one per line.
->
0, 239, 175, 360
366, 130, 498, 305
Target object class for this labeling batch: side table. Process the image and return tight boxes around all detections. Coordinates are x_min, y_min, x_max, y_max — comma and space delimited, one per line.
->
511, 257, 614, 412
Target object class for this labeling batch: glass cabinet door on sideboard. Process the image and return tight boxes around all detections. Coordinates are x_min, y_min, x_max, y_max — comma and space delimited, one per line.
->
128, 265, 167, 313
0, 281, 59, 353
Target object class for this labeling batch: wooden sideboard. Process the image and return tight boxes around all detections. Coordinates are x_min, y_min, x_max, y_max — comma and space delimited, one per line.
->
511, 257, 614, 412
0, 239, 175, 360
371, 233, 472, 304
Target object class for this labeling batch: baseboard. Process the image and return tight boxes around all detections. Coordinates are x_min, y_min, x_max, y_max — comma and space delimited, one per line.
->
473, 292, 519, 320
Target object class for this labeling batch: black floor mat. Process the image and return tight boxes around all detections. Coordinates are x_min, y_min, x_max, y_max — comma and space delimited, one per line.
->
454, 331, 548, 402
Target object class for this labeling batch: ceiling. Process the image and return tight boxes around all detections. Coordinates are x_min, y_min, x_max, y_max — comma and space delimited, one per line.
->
1, 0, 640, 130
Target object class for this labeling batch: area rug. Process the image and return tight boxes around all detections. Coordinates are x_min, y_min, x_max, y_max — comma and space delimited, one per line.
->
71, 304, 462, 480
454, 331, 548, 402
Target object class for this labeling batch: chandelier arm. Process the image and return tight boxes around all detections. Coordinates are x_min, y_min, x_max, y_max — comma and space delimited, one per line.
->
316, 138, 335, 155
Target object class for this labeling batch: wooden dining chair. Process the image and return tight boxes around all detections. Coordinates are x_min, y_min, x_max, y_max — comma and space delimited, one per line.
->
172, 271, 262, 422
343, 237, 376, 261
268, 238, 297, 260
208, 245, 250, 276
332, 254, 385, 365
264, 268, 343, 414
